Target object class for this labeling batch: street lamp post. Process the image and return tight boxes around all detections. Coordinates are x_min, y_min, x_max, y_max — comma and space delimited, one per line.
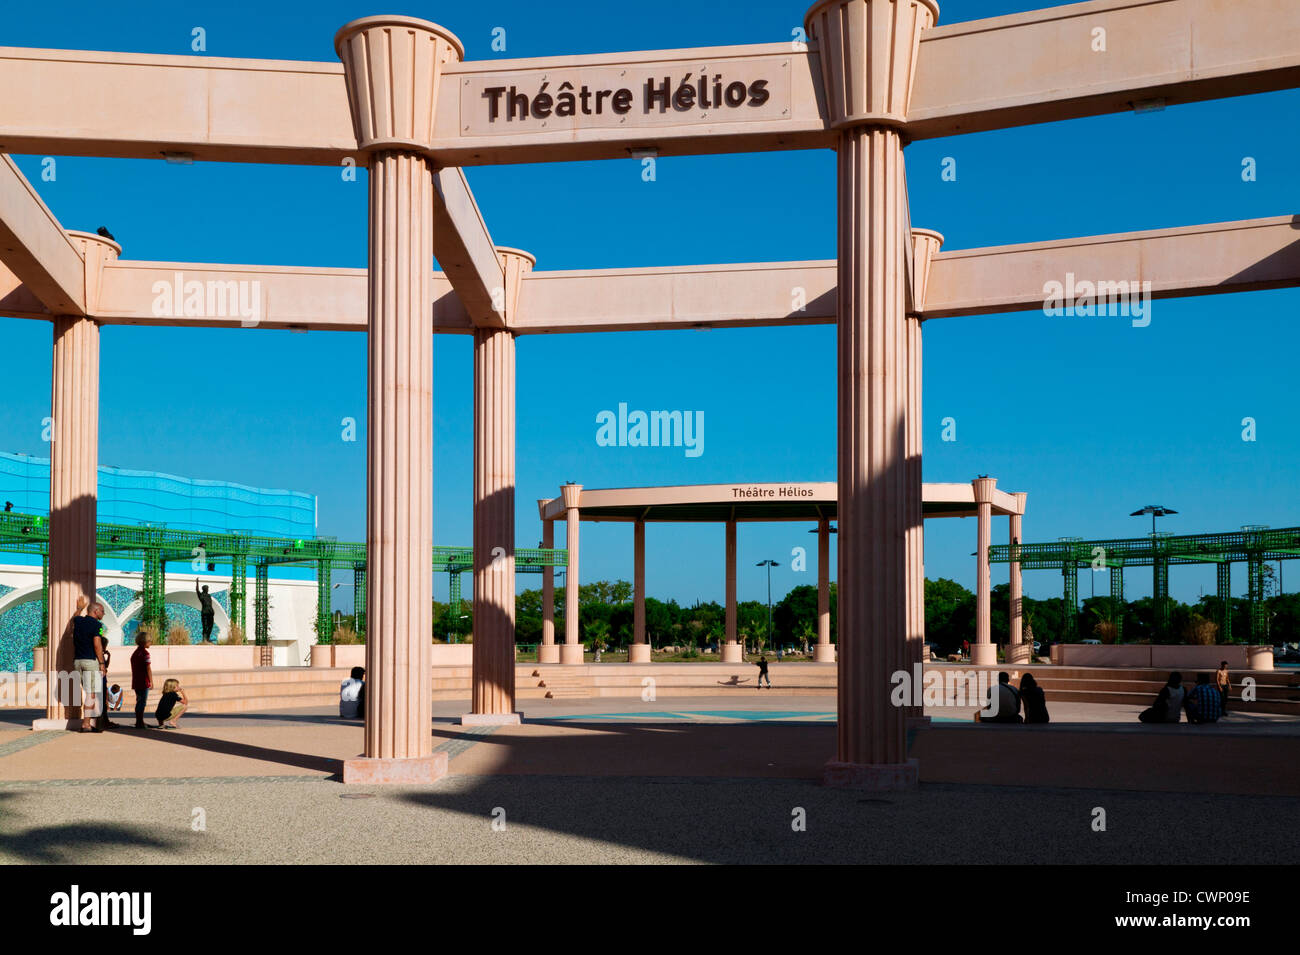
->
756, 559, 778, 652
1132, 505, 1177, 639
1130, 504, 1178, 538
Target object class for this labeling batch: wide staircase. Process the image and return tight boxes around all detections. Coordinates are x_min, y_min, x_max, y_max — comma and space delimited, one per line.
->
70, 661, 1296, 716
932, 663, 1300, 716
168, 662, 839, 712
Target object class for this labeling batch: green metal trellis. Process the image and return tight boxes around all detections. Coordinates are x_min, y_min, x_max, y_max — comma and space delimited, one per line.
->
0, 510, 567, 654
990, 523, 1298, 643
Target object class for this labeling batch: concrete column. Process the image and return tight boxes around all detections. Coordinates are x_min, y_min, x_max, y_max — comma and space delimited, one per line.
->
561, 483, 584, 664
335, 15, 462, 783
722, 518, 742, 662
464, 248, 532, 725
972, 476, 998, 666
904, 229, 943, 718
538, 512, 558, 663
35, 231, 118, 730
1007, 491, 1029, 663
630, 518, 650, 662
807, 0, 938, 790
814, 517, 834, 662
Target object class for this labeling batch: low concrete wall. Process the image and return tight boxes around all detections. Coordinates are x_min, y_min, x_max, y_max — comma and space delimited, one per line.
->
309, 643, 475, 668
100, 645, 261, 674
1057, 644, 1273, 671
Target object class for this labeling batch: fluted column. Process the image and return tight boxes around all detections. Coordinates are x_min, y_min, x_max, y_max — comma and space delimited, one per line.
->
560, 483, 584, 664
335, 15, 463, 783
538, 508, 558, 663
471, 328, 517, 720
814, 517, 834, 662
721, 518, 742, 662
463, 248, 532, 725
630, 518, 650, 662
904, 228, 943, 719
45, 317, 100, 726
808, 0, 939, 790
35, 231, 118, 730
1007, 491, 1029, 663
972, 476, 997, 666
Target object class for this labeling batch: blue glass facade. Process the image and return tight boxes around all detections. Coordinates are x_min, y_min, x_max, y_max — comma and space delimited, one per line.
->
0, 451, 316, 537
0, 453, 318, 669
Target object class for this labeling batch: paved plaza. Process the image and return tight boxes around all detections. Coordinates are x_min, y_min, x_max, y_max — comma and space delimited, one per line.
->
2, 697, 1296, 865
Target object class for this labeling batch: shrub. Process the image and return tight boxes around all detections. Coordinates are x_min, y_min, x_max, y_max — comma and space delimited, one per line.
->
1093, 620, 1120, 645
224, 623, 247, 646
333, 624, 360, 645
166, 621, 192, 646
1183, 613, 1219, 646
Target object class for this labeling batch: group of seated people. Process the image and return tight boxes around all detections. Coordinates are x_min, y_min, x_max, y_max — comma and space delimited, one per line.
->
1138, 665, 1231, 724
976, 671, 1050, 723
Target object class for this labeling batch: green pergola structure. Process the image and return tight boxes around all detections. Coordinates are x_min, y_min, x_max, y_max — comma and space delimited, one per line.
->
989, 524, 1297, 643
0, 510, 566, 647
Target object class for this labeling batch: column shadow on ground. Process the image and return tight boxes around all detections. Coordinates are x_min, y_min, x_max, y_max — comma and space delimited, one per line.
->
114, 726, 343, 778
396, 717, 1300, 863
0, 791, 182, 863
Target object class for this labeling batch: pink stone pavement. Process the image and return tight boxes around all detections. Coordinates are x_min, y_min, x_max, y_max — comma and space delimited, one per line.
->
3, 702, 1298, 799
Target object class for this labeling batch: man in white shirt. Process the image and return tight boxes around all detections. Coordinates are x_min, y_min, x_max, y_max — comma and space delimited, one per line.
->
339, 666, 365, 719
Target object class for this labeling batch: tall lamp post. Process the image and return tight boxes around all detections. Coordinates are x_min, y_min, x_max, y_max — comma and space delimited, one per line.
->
1132, 505, 1177, 640
1130, 504, 1178, 537
756, 559, 778, 651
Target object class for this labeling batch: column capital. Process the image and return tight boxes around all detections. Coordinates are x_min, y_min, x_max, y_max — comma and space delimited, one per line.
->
495, 246, 536, 325
335, 16, 464, 154
1012, 491, 1028, 515
804, 0, 940, 130
66, 230, 121, 316
972, 475, 997, 505
560, 483, 583, 509
909, 227, 944, 317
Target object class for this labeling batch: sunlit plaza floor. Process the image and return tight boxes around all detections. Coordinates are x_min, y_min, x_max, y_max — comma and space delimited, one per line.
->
2, 697, 1297, 864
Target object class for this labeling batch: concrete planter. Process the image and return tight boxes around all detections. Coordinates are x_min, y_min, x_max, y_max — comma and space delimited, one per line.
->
1057, 643, 1274, 671
104, 645, 258, 674
310, 643, 469, 668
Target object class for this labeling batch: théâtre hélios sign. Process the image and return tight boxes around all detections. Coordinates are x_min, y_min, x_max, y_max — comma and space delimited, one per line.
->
459, 57, 794, 136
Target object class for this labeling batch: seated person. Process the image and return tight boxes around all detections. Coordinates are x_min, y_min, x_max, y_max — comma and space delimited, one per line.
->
340, 666, 365, 719
1186, 672, 1223, 724
1139, 672, 1185, 723
1019, 673, 1050, 724
976, 671, 1022, 723
106, 683, 124, 712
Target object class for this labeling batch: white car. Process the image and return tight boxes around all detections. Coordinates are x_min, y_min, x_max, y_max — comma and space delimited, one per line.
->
1081, 638, 1102, 645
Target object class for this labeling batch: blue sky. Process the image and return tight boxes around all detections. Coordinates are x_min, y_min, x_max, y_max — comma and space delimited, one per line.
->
2, 0, 1298, 610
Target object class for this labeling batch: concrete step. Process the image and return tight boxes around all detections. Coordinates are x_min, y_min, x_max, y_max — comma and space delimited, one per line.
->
1040, 688, 1300, 715
184, 681, 341, 702
187, 692, 340, 714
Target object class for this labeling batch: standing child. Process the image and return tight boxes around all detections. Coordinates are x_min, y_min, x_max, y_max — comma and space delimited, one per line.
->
155, 678, 188, 729
130, 631, 154, 729
756, 655, 771, 689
